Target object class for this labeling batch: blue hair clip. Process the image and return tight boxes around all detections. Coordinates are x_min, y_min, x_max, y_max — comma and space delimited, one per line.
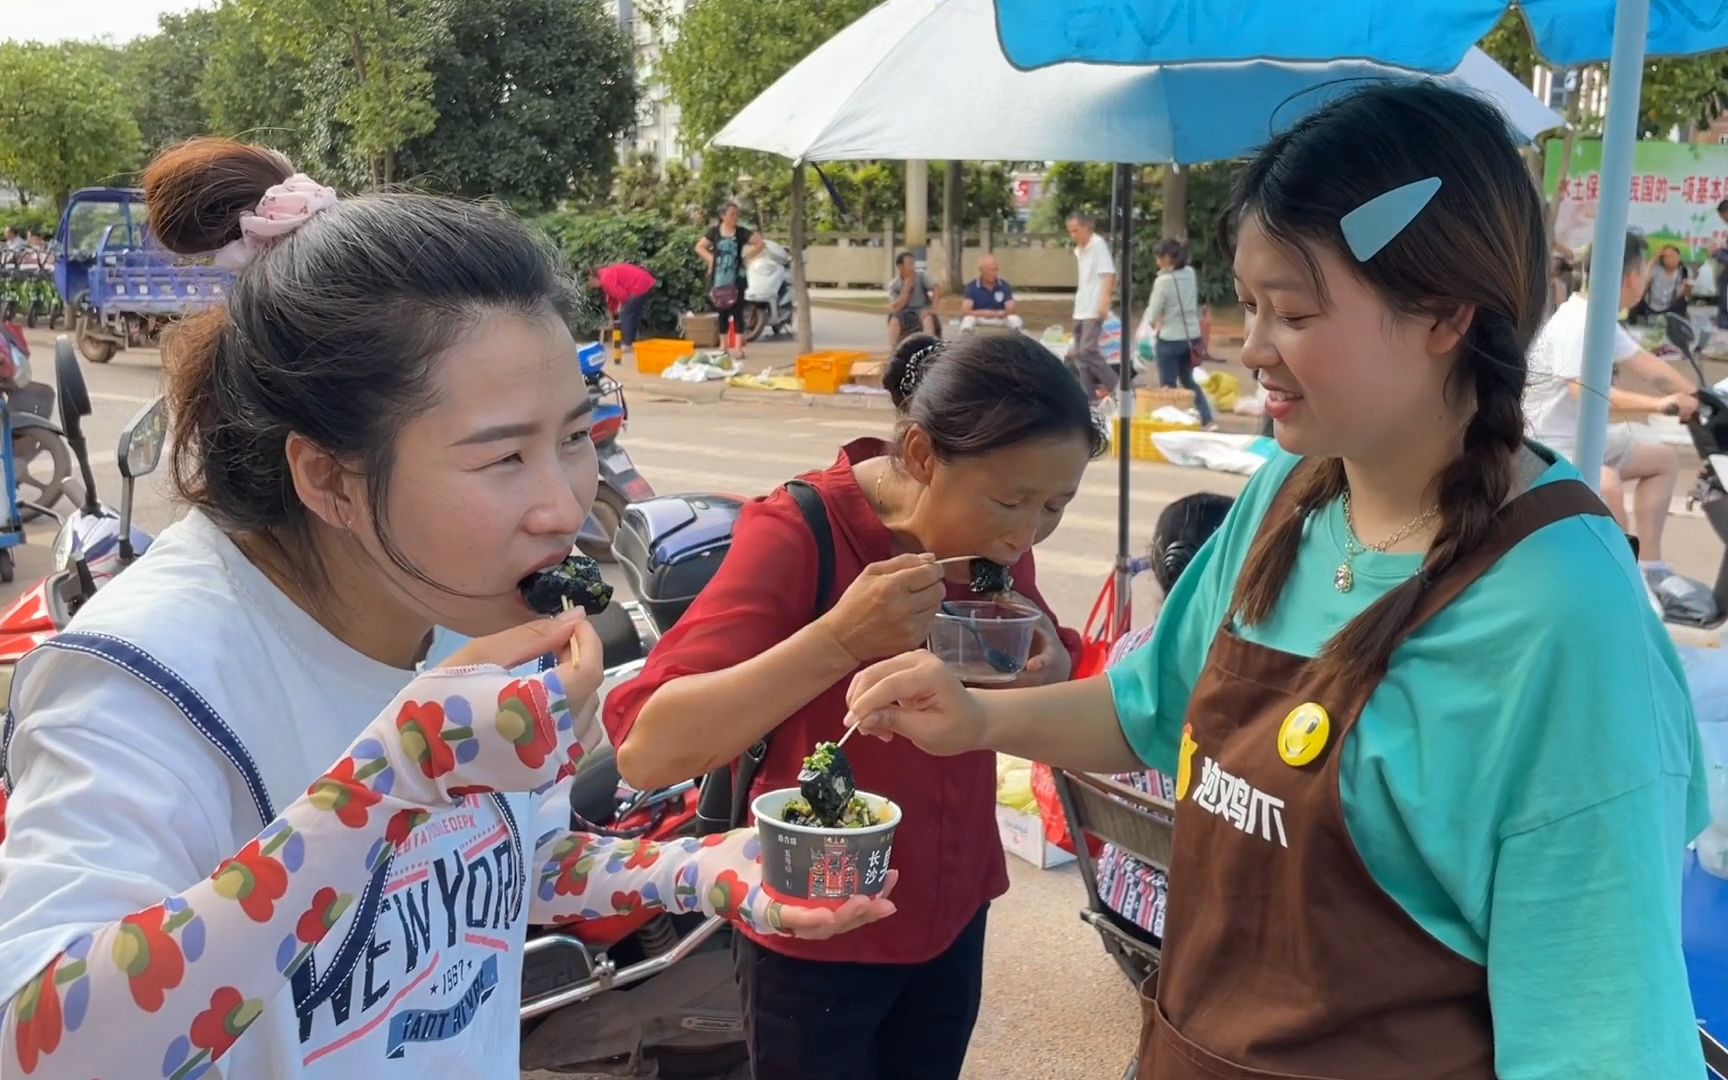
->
1340, 177, 1442, 262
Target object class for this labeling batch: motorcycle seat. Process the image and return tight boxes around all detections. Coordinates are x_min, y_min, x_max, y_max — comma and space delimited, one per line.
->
569, 744, 622, 827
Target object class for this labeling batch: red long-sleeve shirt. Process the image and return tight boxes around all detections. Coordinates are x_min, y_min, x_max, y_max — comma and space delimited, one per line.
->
604, 438, 1081, 964
595, 263, 657, 314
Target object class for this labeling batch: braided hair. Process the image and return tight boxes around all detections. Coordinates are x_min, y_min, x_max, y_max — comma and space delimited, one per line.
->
1218, 82, 1547, 684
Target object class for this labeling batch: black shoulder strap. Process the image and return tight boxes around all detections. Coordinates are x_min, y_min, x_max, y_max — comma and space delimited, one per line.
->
696, 478, 835, 834
784, 479, 834, 620
2, 632, 399, 1024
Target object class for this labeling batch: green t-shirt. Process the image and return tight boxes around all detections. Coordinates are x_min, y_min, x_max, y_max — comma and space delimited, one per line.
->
1109, 450, 1711, 1079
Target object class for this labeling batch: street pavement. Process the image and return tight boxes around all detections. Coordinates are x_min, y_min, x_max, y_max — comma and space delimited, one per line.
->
12, 309, 1728, 1078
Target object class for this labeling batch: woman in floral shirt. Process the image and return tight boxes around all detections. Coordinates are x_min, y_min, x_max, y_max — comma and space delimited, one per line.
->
0, 138, 891, 1080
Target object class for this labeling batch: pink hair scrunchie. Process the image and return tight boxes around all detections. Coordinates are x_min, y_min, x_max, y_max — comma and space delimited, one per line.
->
212, 173, 338, 269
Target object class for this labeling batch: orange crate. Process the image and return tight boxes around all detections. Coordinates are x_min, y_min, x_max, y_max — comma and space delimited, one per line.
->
797, 350, 870, 394
635, 338, 696, 376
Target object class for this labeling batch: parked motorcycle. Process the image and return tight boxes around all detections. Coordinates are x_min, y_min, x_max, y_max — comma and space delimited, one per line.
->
521, 490, 750, 1079
743, 239, 797, 343
577, 343, 655, 564
0, 337, 160, 664
0, 322, 74, 522
1646, 313, 1728, 631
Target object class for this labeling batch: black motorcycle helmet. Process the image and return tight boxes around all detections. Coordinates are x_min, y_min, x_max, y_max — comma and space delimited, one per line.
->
1150, 493, 1236, 594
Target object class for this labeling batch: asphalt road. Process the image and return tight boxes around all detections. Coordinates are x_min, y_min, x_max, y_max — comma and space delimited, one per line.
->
13, 313, 1728, 1079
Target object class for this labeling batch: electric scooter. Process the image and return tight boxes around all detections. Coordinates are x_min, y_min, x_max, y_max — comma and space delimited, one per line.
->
577, 343, 654, 564
742, 239, 796, 343
0, 336, 161, 664
1647, 313, 1728, 632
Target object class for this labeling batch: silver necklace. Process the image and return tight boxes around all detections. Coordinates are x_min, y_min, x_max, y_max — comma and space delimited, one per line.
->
1335, 489, 1438, 593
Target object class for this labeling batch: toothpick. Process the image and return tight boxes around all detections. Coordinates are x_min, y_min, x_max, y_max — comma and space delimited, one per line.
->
836, 724, 860, 749
561, 596, 580, 660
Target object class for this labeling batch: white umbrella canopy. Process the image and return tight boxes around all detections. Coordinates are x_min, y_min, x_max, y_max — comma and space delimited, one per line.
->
711, 0, 1561, 164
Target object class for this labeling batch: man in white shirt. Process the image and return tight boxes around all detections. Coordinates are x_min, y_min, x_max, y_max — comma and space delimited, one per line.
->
1066, 212, 1117, 401
1525, 231, 1697, 582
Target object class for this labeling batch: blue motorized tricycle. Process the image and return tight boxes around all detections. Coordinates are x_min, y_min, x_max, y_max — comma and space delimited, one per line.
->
57, 187, 234, 364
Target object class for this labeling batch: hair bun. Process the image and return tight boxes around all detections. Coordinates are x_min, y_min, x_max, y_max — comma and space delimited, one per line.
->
143, 138, 295, 256
886, 333, 945, 410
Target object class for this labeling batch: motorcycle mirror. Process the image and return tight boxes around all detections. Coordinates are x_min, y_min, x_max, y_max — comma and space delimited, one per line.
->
1664, 312, 1697, 354
116, 397, 166, 480
53, 334, 91, 442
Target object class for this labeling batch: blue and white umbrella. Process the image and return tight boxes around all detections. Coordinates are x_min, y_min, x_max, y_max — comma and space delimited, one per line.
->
990, 0, 1728, 492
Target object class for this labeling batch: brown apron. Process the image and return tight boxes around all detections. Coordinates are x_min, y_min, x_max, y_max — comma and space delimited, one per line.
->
1139, 475, 1608, 1079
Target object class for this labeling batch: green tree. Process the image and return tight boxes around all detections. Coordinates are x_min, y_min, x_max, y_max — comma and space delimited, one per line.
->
651, 0, 875, 173
1479, 12, 1728, 139
203, 1, 311, 156
125, 9, 219, 154
1632, 54, 1728, 138
1478, 9, 1538, 85
231, 0, 441, 185
0, 43, 143, 214
396, 0, 637, 209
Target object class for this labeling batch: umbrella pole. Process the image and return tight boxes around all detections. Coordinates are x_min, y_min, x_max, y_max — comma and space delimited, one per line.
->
1571, 0, 1650, 490
1113, 162, 1135, 635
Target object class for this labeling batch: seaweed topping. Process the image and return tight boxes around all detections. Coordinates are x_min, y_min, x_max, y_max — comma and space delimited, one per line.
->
519, 554, 614, 616
968, 559, 1014, 596
797, 740, 856, 826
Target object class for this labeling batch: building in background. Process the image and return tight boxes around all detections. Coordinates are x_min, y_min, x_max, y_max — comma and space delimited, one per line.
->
608, 0, 697, 174
1693, 112, 1728, 147
1531, 64, 1607, 123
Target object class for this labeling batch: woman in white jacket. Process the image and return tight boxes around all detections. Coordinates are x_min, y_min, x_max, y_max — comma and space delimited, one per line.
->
1139, 240, 1216, 429
0, 138, 890, 1080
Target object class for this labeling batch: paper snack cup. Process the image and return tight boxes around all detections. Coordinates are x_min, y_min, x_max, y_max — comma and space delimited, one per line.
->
752, 787, 900, 908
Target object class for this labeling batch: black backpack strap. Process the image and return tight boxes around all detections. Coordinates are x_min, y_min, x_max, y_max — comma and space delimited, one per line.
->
5, 631, 393, 1023
696, 479, 835, 834
784, 479, 835, 620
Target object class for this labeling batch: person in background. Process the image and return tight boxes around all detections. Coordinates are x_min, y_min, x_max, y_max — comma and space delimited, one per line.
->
959, 254, 1023, 334
1630, 243, 1690, 322
888, 251, 940, 346
1140, 239, 1217, 430
1714, 198, 1728, 331
1, 226, 23, 255
1524, 231, 1697, 589
588, 261, 657, 356
1066, 211, 1117, 402
607, 331, 1100, 1080
696, 201, 762, 361
1094, 493, 1235, 944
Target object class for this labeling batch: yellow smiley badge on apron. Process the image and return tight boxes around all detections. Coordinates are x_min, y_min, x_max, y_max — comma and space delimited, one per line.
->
1277, 703, 1331, 768
1175, 723, 1199, 801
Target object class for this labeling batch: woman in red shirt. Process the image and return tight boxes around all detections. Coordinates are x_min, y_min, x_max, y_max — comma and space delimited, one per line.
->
588, 262, 657, 352
604, 331, 1102, 1079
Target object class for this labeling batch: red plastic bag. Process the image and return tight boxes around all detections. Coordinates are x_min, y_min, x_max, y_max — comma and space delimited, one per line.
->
1030, 571, 1130, 856
1031, 761, 1101, 857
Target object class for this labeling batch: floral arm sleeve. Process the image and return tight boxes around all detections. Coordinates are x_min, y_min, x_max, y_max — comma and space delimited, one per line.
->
1, 665, 579, 1079
532, 828, 789, 937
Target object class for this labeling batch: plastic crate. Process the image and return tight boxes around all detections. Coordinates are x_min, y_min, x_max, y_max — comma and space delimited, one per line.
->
796, 350, 871, 394
1116, 418, 1201, 463
634, 338, 696, 377
1135, 387, 1196, 413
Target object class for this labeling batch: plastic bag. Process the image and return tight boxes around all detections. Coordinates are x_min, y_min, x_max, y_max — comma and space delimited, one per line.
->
1099, 314, 1123, 364
1031, 761, 1101, 857
1680, 647, 1728, 878
1198, 370, 1241, 411
1698, 257, 1719, 301
996, 754, 1039, 814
